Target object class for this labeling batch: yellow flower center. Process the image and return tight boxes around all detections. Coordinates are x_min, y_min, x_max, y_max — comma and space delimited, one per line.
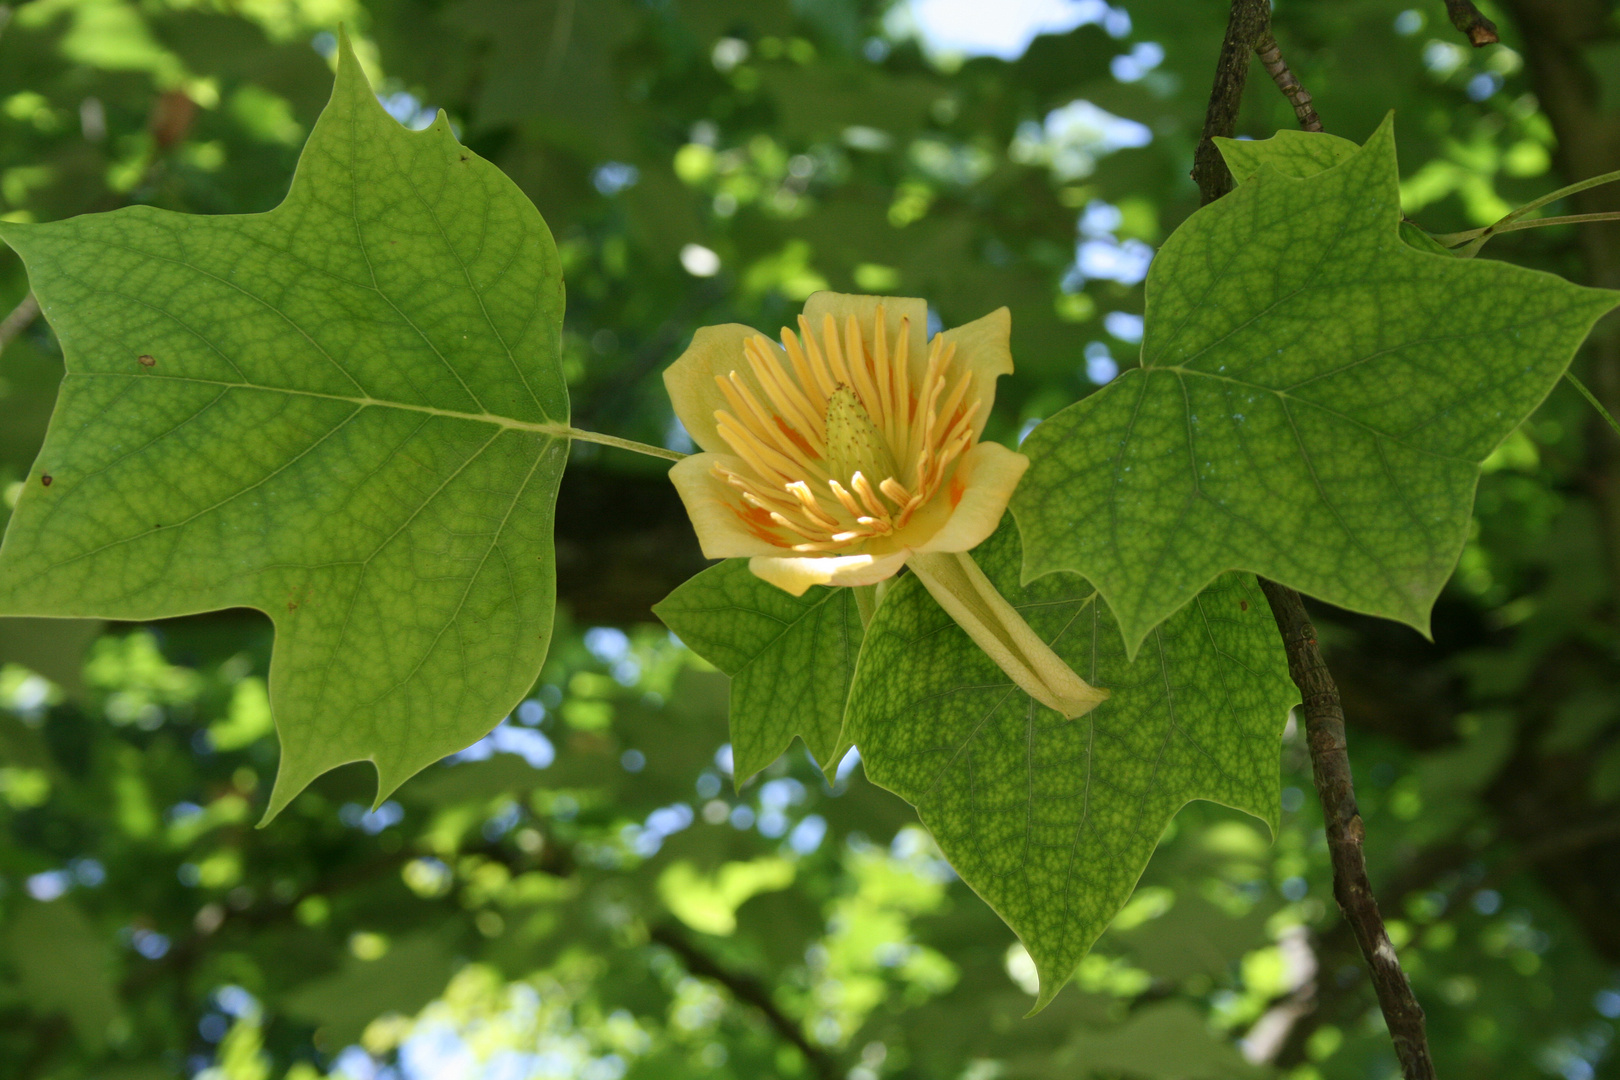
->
709, 304, 981, 553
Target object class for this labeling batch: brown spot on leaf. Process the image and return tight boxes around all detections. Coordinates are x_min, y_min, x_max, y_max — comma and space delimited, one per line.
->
1240, 600, 1249, 611
288, 601, 299, 612
39, 474, 51, 487
138, 353, 155, 367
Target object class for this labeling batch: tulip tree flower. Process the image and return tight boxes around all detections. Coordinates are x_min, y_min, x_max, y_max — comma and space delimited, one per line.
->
665, 291, 1108, 719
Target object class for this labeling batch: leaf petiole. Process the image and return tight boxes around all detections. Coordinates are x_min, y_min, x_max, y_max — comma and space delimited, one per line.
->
1434, 212, 1620, 249
1439, 167, 1620, 255
1496, 166, 1620, 228
1565, 371, 1620, 440
562, 427, 687, 462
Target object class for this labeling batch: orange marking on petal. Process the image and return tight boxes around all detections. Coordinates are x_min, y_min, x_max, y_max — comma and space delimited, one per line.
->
730, 502, 789, 546
775, 415, 818, 460
949, 475, 966, 508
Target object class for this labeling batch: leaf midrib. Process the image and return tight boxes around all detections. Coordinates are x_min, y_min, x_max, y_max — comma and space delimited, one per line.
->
1126, 365, 1477, 465
85, 371, 574, 438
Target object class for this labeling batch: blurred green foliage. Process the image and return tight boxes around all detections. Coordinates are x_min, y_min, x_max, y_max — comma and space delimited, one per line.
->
2, 1, 1619, 1078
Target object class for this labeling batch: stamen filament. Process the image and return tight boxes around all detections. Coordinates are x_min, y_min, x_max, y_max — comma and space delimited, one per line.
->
826, 478, 865, 519
745, 336, 827, 451
844, 312, 885, 423
879, 477, 913, 505
716, 413, 816, 485
935, 369, 975, 441
872, 305, 896, 446
786, 481, 841, 529
820, 313, 853, 388
721, 371, 817, 473
850, 472, 890, 519
893, 316, 913, 453
782, 328, 834, 406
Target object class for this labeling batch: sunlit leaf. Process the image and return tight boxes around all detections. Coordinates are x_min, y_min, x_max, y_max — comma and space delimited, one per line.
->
1014, 116, 1618, 655
0, 35, 569, 818
654, 558, 861, 783
845, 522, 1294, 1010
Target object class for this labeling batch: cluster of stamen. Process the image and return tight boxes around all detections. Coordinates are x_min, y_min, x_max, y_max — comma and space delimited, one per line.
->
710, 305, 981, 553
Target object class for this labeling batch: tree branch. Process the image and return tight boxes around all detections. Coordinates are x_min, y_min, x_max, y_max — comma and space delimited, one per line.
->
1444, 0, 1500, 46
1191, 11, 1436, 1078
648, 923, 838, 1080
1191, 0, 1269, 201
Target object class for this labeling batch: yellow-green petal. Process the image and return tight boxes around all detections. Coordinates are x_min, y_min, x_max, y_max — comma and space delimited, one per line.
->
663, 323, 772, 454
937, 306, 1013, 438
914, 442, 1029, 555
668, 453, 788, 559
802, 291, 927, 372
749, 549, 911, 596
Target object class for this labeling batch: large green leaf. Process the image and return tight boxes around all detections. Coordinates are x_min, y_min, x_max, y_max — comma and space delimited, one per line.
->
654, 559, 862, 783
1013, 116, 1619, 656
845, 523, 1294, 1010
0, 36, 569, 818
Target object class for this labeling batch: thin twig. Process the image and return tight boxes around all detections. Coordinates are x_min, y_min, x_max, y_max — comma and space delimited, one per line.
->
1257, 583, 1437, 1080
0, 291, 39, 358
1255, 32, 1322, 132
648, 924, 838, 1080
1443, 0, 1500, 46
1194, 12, 1437, 1079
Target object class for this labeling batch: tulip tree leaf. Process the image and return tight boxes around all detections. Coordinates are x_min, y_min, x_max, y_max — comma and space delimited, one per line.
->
0, 35, 570, 820
1013, 115, 1619, 657
845, 521, 1294, 1011
1217, 129, 1455, 256
655, 559, 862, 784
1214, 129, 1358, 182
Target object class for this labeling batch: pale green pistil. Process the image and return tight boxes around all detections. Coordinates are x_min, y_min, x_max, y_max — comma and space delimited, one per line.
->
824, 384, 899, 488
